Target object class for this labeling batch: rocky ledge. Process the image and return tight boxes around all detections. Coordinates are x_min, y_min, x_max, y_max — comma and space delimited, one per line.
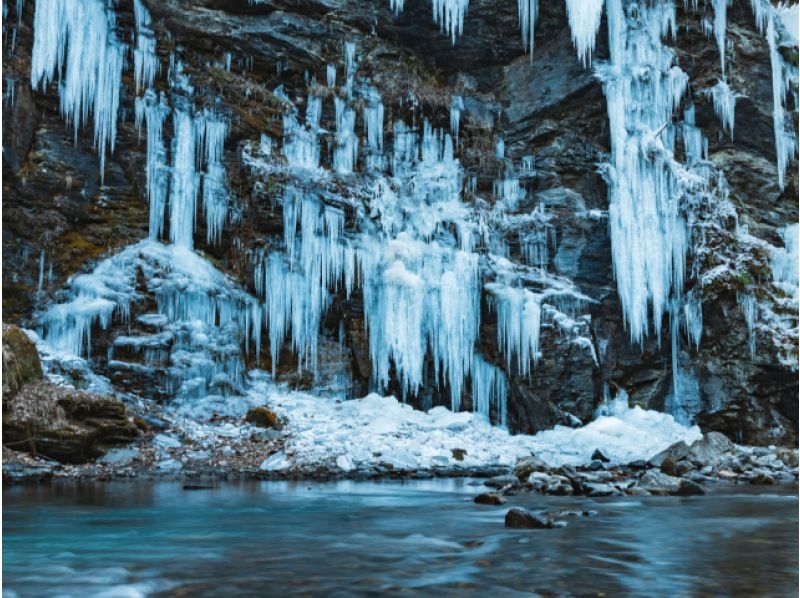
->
2, 325, 142, 465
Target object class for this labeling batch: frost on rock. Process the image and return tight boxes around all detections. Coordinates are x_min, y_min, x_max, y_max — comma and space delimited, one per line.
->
30, 0, 124, 181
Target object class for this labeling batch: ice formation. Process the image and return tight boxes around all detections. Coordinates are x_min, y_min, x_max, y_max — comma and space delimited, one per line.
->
565, 0, 604, 66
712, 0, 730, 75
598, 0, 692, 345
703, 79, 740, 139
30, 0, 124, 180
518, 0, 538, 53
259, 384, 702, 471
133, 0, 159, 93
40, 241, 261, 402
26, 0, 797, 467
751, 0, 799, 189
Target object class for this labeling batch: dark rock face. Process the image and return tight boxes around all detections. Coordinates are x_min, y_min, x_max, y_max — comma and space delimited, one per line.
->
2, 1, 797, 444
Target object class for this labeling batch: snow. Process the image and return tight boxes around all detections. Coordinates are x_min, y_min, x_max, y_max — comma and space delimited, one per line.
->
258, 381, 702, 471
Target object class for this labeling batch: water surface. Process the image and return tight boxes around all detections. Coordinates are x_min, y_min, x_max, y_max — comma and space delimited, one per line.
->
4, 480, 797, 596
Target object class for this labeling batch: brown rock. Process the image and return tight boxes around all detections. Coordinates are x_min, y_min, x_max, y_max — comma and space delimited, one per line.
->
2, 325, 43, 399
245, 406, 282, 429
474, 492, 506, 505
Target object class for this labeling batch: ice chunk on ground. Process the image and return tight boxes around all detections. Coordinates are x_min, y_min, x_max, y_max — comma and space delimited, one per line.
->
255, 378, 702, 471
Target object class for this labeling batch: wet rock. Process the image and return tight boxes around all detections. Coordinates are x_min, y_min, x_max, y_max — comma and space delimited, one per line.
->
717, 469, 739, 481
676, 479, 705, 496
628, 459, 648, 470
245, 406, 282, 430
625, 486, 652, 497
474, 492, 506, 505
513, 454, 548, 481
660, 457, 678, 477
504, 508, 564, 529
747, 471, 775, 485
637, 470, 683, 496
584, 483, 618, 497
591, 448, 610, 463
484, 474, 520, 489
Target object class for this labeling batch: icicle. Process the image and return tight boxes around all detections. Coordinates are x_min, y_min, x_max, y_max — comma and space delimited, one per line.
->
201, 111, 229, 245
737, 292, 758, 358
326, 64, 336, 88
37, 249, 45, 293
390, 0, 404, 15
772, 223, 799, 296
472, 355, 508, 427
432, 0, 469, 45
334, 96, 359, 174
765, 10, 797, 190
450, 95, 464, 141
712, 0, 730, 76
597, 0, 690, 345
702, 79, 740, 139
133, 0, 159, 92
169, 108, 200, 250
564, 0, 604, 67
486, 285, 541, 378
137, 91, 170, 241
30, 0, 124, 182
518, 0, 538, 54
344, 42, 356, 97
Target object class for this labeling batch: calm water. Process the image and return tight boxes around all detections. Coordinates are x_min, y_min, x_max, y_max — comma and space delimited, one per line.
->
3, 480, 798, 597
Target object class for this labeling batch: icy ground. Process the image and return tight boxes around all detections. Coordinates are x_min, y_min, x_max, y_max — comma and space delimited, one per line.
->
26, 331, 702, 474
255, 378, 702, 472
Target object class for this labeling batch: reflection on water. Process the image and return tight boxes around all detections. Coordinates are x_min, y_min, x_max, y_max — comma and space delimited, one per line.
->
3, 480, 798, 597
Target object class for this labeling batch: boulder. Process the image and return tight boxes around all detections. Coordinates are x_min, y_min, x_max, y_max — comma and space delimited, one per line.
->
451, 448, 467, 461
504, 508, 564, 529
591, 448, 610, 463
513, 454, 548, 481
676, 479, 705, 496
648, 441, 690, 468
3, 381, 140, 463
637, 470, 683, 496
2, 325, 43, 399
245, 406, 282, 430
688, 432, 734, 465
474, 492, 506, 505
